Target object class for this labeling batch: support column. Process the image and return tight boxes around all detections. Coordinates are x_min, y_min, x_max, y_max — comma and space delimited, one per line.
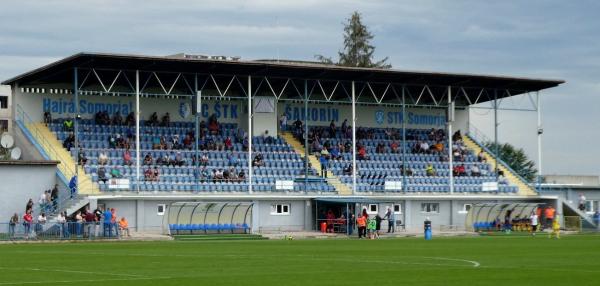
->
536, 91, 543, 193
73, 68, 79, 192
248, 76, 253, 194
194, 74, 200, 192
401, 85, 406, 192
135, 70, 141, 193
448, 86, 454, 194
351, 81, 357, 195
304, 80, 309, 192
494, 89, 499, 182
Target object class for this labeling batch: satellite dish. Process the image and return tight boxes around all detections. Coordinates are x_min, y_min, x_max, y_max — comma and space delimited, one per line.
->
1, 134, 14, 149
10, 147, 21, 160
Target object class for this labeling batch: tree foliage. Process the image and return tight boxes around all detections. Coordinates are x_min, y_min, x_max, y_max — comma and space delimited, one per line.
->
484, 142, 537, 182
316, 11, 391, 69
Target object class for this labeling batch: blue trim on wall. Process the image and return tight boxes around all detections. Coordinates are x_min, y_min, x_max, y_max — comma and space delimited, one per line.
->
15, 120, 69, 186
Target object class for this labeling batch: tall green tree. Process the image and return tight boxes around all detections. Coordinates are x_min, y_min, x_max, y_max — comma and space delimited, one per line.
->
316, 11, 391, 68
484, 142, 537, 182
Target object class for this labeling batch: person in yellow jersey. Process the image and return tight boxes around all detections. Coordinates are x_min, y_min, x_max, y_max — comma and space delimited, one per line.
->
549, 214, 560, 239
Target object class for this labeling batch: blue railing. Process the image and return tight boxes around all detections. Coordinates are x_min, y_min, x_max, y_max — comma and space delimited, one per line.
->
466, 123, 533, 186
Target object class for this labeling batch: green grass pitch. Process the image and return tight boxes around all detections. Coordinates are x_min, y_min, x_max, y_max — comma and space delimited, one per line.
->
0, 235, 598, 285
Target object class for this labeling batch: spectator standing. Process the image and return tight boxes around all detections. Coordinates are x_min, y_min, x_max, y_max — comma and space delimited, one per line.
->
578, 194, 587, 211
356, 214, 367, 239
320, 154, 329, 178
593, 211, 600, 231
23, 211, 33, 238
50, 185, 59, 211
375, 214, 383, 237
94, 207, 103, 237
103, 208, 113, 237
57, 211, 67, 238
25, 199, 34, 213
383, 207, 395, 233
9, 213, 18, 238
279, 113, 287, 132
347, 213, 355, 236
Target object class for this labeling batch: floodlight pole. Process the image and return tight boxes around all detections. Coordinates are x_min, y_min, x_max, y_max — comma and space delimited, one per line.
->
536, 91, 542, 193
135, 70, 140, 193
248, 75, 253, 194
73, 67, 79, 193
448, 86, 454, 194
351, 81, 357, 195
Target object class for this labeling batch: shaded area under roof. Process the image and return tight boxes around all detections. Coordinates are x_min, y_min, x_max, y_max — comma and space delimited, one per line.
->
2, 52, 564, 104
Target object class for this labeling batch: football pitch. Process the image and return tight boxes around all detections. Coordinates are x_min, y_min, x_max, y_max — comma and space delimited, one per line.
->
0, 235, 598, 285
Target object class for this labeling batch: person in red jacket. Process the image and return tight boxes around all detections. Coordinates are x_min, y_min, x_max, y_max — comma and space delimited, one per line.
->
23, 211, 33, 238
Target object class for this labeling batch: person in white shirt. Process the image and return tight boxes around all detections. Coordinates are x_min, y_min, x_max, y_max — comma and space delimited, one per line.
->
98, 152, 108, 165
578, 194, 586, 211
530, 211, 539, 236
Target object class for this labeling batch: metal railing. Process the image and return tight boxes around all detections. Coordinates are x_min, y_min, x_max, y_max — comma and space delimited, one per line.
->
466, 123, 533, 186
0, 222, 128, 241
15, 104, 98, 194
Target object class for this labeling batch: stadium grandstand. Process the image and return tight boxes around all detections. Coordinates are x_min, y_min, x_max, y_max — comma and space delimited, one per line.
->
4, 51, 595, 236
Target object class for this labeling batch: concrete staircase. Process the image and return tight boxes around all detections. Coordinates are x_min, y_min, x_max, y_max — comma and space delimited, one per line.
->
27, 122, 99, 195
463, 135, 536, 196
281, 132, 352, 195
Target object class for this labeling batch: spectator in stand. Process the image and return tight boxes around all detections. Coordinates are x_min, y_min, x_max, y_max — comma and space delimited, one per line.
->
123, 148, 133, 166
358, 145, 368, 160
143, 153, 153, 165
279, 113, 287, 132
119, 217, 131, 237
252, 153, 264, 167
200, 153, 209, 167
263, 130, 274, 144
213, 169, 224, 183
112, 112, 123, 125
578, 194, 587, 211
125, 112, 135, 126
208, 114, 220, 135
390, 141, 399, 153
471, 164, 481, 177
376, 142, 385, 154
144, 167, 155, 181
426, 164, 436, 176
97, 167, 107, 183
161, 112, 171, 127
320, 154, 329, 178
498, 174, 509, 185
63, 118, 74, 132
63, 132, 75, 151
223, 168, 230, 182
329, 120, 336, 137
148, 112, 159, 127
78, 150, 88, 165
110, 208, 119, 237
420, 141, 430, 154
98, 151, 108, 165
36, 213, 46, 234
343, 164, 353, 175
85, 208, 95, 237
110, 168, 122, 179
25, 198, 34, 213
238, 170, 246, 181
452, 130, 463, 142
478, 150, 487, 163
50, 184, 59, 211
108, 134, 117, 148
153, 167, 160, 182
175, 152, 185, 166
432, 141, 444, 154
39, 191, 47, 213
330, 145, 341, 160
400, 165, 413, 176
43, 111, 52, 126
224, 136, 233, 151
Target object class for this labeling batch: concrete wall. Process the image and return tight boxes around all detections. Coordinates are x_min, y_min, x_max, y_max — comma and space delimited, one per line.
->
0, 163, 58, 220
0, 85, 11, 131
257, 200, 307, 232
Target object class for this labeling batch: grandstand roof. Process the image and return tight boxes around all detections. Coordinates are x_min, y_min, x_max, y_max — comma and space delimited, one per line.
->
2, 52, 564, 104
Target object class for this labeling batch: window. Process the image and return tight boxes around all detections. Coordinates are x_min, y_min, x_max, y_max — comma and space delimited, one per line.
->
367, 204, 378, 214
270, 204, 290, 215
0, 96, 7, 109
393, 204, 402, 214
157, 204, 166, 216
459, 204, 472, 214
421, 203, 439, 214
585, 201, 599, 214
0, 120, 7, 132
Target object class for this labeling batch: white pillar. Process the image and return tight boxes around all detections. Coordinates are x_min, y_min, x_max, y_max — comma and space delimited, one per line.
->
351, 81, 357, 195
135, 70, 140, 193
248, 76, 253, 194
447, 86, 454, 194
536, 91, 542, 191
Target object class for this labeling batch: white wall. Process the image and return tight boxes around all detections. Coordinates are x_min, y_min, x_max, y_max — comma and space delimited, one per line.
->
0, 164, 58, 220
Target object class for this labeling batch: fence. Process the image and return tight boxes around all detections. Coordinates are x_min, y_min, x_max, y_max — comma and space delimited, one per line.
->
0, 222, 127, 241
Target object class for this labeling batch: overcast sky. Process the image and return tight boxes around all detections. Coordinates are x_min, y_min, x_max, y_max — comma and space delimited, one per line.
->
1, 0, 598, 176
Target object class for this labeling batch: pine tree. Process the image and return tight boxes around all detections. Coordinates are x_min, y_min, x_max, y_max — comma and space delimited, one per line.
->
316, 11, 391, 69
484, 142, 538, 182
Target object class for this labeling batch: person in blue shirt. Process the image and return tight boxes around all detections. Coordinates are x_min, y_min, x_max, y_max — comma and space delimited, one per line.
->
319, 154, 329, 178
103, 208, 113, 237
